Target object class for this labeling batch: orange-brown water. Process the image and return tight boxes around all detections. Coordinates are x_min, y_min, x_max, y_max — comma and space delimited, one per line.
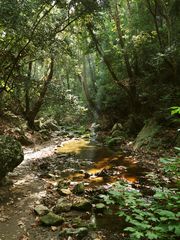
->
56, 139, 144, 185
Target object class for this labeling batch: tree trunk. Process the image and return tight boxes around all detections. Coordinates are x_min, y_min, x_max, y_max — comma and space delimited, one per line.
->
26, 58, 54, 129
78, 55, 100, 120
25, 62, 32, 115
87, 23, 130, 97
87, 54, 97, 93
111, 1, 138, 113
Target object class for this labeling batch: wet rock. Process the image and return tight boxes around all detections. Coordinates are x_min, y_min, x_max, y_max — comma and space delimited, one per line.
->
53, 198, 72, 213
59, 227, 88, 239
73, 182, 85, 195
58, 188, 72, 196
0, 135, 24, 181
40, 212, 64, 226
34, 205, 49, 216
72, 197, 92, 211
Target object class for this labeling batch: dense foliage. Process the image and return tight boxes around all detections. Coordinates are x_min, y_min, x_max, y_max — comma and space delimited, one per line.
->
0, 1, 179, 239
101, 151, 180, 240
0, 0, 179, 129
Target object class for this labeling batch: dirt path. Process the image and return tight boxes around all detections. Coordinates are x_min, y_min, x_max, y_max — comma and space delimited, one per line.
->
0, 140, 60, 240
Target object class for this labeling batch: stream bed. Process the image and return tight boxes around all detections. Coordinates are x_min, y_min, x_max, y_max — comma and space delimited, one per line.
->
0, 137, 147, 240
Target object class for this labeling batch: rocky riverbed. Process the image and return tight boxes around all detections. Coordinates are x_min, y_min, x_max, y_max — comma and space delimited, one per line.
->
0, 132, 148, 240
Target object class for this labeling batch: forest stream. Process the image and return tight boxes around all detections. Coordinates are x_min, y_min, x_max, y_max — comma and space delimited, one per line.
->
0, 134, 147, 240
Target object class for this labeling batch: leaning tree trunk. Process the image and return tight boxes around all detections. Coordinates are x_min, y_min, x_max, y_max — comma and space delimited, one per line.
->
26, 58, 54, 129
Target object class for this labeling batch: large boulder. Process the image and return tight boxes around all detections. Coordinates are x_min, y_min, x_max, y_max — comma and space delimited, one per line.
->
0, 135, 24, 181
133, 118, 161, 150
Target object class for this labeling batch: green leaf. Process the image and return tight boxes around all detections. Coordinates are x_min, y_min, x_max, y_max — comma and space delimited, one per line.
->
156, 210, 176, 219
160, 217, 168, 221
175, 225, 180, 236
170, 106, 180, 115
124, 227, 136, 232
130, 220, 151, 230
130, 231, 144, 239
176, 212, 180, 218
134, 214, 144, 221
146, 231, 159, 239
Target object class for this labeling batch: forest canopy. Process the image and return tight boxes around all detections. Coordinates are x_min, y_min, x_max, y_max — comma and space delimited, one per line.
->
0, 0, 179, 129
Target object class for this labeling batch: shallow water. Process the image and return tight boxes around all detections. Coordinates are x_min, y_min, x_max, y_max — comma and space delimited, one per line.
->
56, 138, 145, 185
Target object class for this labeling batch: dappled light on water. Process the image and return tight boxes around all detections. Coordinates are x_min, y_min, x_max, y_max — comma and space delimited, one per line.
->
56, 139, 92, 154
56, 139, 143, 184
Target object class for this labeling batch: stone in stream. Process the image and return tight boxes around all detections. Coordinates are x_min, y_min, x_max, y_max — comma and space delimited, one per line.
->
73, 182, 85, 195
72, 197, 92, 211
0, 135, 24, 182
40, 212, 64, 226
34, 205, 49, 216
53, 198, 72, 213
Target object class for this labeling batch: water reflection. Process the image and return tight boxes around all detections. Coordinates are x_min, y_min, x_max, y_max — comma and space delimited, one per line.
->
56, 139, 145, 184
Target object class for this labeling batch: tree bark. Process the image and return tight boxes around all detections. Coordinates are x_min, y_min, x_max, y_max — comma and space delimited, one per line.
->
87, 23, 130, 96
78, 55, 100, 120
111, 1, 138, 113
26, 58, 54, 129
25, 62, 32, 115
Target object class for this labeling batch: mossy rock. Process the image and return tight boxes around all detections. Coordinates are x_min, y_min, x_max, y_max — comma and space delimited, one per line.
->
40, 212, 64, 226
133, 118, 161, 150
0, 135, 24, 181
34, 205, 49, 216
72, 197, 92, 211
53, 198, 72, 213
